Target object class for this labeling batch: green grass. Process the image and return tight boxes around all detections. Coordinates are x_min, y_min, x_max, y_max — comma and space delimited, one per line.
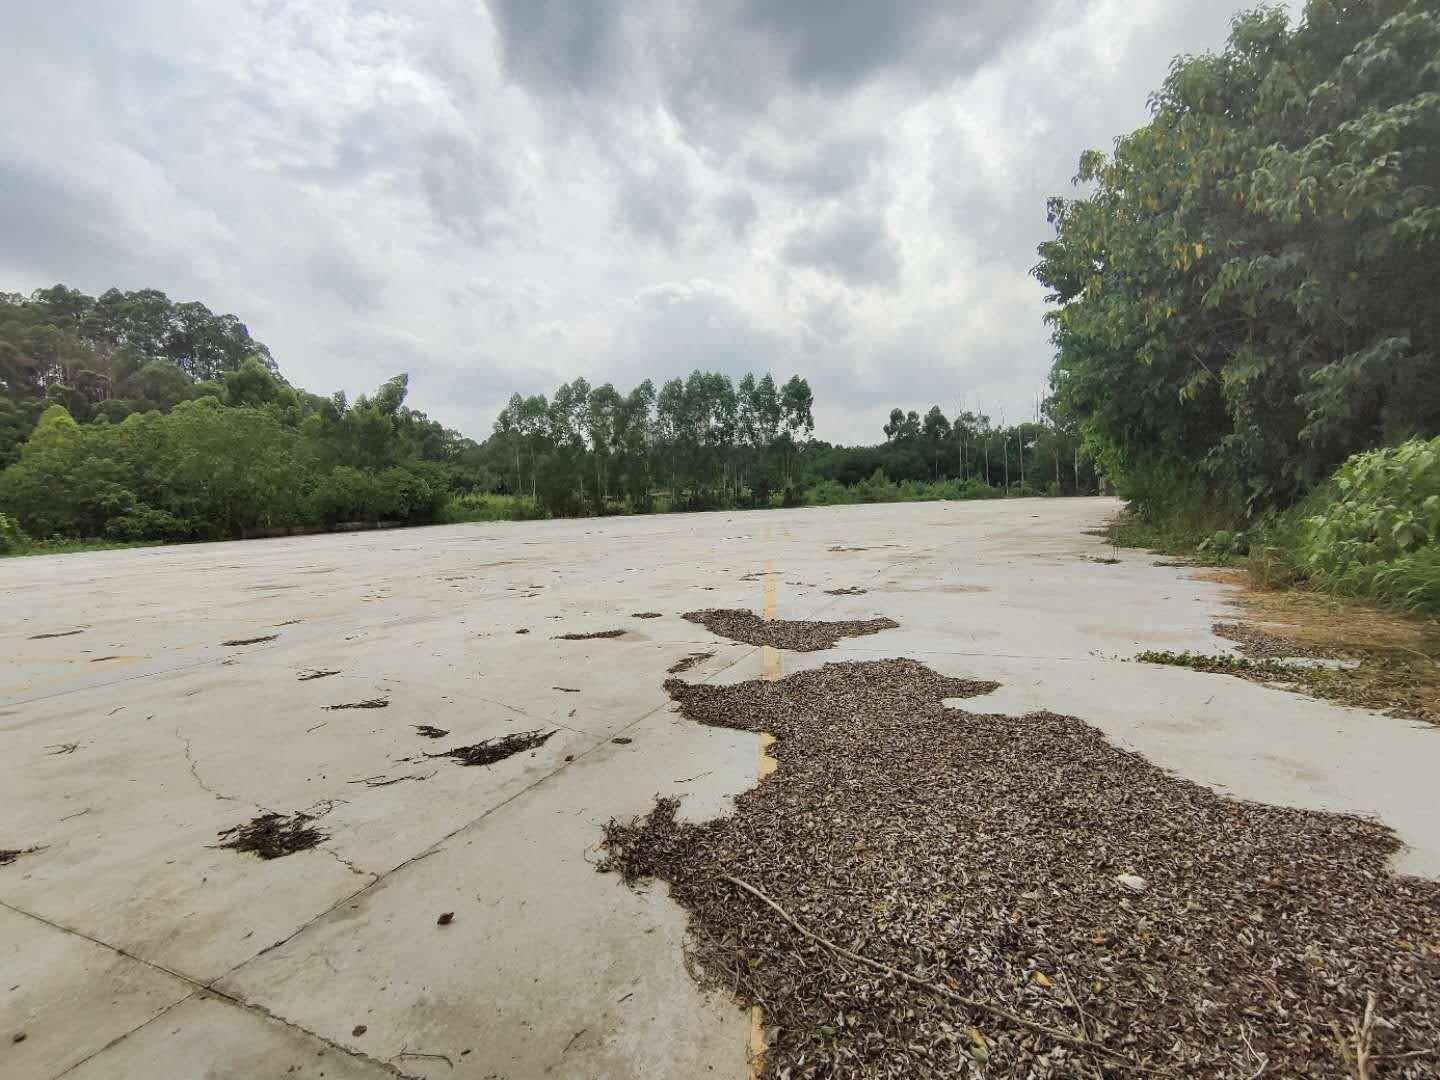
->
1, 537, 165, 558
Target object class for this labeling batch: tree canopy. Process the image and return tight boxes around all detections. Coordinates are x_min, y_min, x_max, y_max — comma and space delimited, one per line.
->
1034, 0, 1440, 520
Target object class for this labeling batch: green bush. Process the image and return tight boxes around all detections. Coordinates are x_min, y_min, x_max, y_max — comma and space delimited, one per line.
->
1290, 437, 1440, 613
438, 492, 547, 523
0, 511, 29, 554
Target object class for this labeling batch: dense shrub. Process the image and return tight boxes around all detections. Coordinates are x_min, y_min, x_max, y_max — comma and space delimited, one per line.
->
0, 511, 27, 554
1290, 437, 1440, 612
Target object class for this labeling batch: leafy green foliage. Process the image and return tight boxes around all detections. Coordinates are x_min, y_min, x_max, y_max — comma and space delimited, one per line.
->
0, 285, 483, 542
1288, 436, 1440, 610
1035, 1, 1440, 519
0, 511, 27, 554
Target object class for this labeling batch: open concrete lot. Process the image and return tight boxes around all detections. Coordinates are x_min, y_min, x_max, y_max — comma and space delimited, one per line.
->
3, 497, 1437, 1079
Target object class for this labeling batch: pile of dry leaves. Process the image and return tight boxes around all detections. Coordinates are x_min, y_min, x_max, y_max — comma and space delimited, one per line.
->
682, 609, 898, 651
601, 659, 1440, 1078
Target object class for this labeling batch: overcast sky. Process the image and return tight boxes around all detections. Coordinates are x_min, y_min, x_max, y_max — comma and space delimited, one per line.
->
0, 1, 1301, 444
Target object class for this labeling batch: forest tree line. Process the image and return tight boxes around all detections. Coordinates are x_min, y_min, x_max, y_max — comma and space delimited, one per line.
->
0, 286, 485, 541
0, 284, 1092, 546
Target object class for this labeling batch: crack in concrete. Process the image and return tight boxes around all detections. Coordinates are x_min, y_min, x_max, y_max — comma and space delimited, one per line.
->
320, 844, 375, 880
2, 900, 418, 1080
176, 729, 248, 805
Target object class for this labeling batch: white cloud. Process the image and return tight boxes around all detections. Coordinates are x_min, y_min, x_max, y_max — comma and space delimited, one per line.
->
0, 0, 1266, 445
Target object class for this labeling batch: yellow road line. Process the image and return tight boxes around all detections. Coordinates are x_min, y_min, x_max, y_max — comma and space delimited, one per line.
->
748, 1004, 767, 1077
761, 557, 781, 683
758, 732, 777, 778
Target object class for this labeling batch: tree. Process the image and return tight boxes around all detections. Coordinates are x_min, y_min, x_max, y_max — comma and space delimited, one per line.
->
921, 406, 952, 480
1034, 1, 1440, 520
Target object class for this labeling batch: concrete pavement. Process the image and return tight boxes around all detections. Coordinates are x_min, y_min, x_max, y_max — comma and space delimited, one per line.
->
3, 498, 1436, 1078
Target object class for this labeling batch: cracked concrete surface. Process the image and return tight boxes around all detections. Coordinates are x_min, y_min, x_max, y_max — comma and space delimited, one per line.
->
3, 498, 1438, 1078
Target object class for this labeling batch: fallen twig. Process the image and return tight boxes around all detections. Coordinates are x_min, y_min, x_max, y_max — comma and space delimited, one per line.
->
721, 874, 1145, 1069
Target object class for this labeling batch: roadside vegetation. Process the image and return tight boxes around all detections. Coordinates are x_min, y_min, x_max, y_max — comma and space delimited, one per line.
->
1035, 1, 1440, 615
0, 287, 1092, 554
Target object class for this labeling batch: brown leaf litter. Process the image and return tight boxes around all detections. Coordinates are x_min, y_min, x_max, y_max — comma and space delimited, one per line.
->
427, 729, 556, 766
600, 659, 1440, 1078
668, 652, 716, 675
217, 812, 326, 859
0, 846, 42, 867
682, 609, 898, 652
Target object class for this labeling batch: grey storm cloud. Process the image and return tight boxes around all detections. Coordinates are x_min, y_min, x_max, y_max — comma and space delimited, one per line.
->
783, 213, 903, 288
0, 0, 1280, 444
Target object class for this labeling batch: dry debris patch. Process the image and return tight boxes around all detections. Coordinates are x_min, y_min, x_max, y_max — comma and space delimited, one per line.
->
823, 586, 868, 596
427, 729, 556, 766
297, 668, 340, 681
28, 628, 84, 640
600, 659, 1440, 1079
555, 629, 628, 640
217, 812, 325, 859
682, 609, 898, 652
632, 612, 664, 619
0, 846, 42, 867
414, 724, 449, 739
1212, 620, 1337, 659
324, 698, 389, 711
668, 651, 715, 675
221, 634, 279, 647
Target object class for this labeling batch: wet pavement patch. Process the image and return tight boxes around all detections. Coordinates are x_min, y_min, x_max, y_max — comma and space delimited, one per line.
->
216, 813, 325, 859
0, 846, 42, 867
324, 698, 389, 710
221, 634, 279, 646
555, 629, 628, 640
667, 652, 715, 675
681, 609, 898, 651
427, 729, 556, 766
600, 658, 1440, 1078
414, 724, 449, 738
297, 669, 341, 681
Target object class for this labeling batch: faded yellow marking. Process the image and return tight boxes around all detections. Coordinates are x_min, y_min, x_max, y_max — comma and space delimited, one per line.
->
758, 732, 778, 778
760, 558, 781, 682
748, 1004, 767, 1076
